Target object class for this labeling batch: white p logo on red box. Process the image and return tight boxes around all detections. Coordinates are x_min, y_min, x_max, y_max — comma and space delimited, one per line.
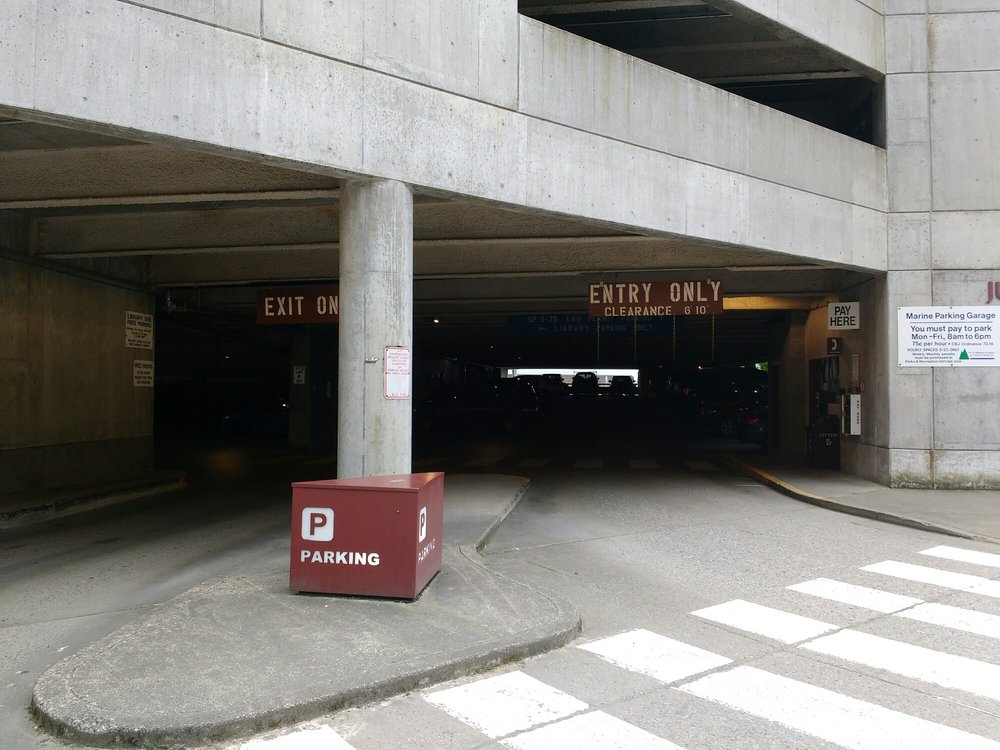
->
418, 506, 427, 542
302, 507, 334, 541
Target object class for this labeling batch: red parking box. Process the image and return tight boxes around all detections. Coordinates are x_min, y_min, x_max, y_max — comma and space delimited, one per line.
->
290, 472, 444, 599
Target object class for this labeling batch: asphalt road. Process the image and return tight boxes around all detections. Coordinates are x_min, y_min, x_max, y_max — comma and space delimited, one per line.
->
262, 463, 1000, 750
0, 441, 307, 750
4, 436, 1000, 749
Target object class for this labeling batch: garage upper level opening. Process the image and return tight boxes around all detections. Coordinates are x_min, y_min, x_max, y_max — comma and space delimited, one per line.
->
519, 0, 883, 146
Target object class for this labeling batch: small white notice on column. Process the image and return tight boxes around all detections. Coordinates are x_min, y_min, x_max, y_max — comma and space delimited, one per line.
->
384, 346, 411, 400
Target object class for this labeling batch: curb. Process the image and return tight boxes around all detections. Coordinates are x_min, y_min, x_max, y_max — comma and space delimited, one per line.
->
30, 562, 582, 750
718, 455, 1000, 545
474, 476, 531, 553
0, 473, 187, 531
30, 476, 584, 749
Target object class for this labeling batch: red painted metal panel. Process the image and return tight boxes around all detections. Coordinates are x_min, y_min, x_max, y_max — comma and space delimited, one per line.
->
289, 472, 444, 600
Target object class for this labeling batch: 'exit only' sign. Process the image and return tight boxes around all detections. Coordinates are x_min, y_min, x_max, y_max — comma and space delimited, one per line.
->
828, 302, 860, 330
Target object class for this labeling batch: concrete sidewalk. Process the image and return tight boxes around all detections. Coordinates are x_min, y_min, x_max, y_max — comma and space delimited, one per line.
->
722, 454, 1000, 545
30, 475, 582, 749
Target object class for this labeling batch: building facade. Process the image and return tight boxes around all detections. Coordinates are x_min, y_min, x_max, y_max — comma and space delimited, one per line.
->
1, 1, 998, 492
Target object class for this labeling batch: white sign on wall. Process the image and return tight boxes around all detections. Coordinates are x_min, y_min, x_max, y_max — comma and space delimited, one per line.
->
384, 346, 411, 400
898, 307, 999, 367
133, 359, 155, 387
125, 311, 154, 349
828, 302, 860, 330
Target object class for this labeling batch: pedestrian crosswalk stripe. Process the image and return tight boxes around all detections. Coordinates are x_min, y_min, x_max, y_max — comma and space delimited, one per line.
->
692, 599, 837, 644
789, 578, 1000, 640
862, 560, 1000, 598
578, 629, 731, 684
898, 602, 1000, 640
802, 629, 1000, 703
572, 458, 603, 469
235, 725, 356, 749
500, 711, 686, 750
679, 665, 1000, 750
423, 670, 588, 739
920, 545, 1000, 569
788, 578, 923, 613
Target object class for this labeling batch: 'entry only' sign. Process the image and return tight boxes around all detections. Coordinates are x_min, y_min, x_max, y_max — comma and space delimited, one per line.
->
588, 280, 723, 317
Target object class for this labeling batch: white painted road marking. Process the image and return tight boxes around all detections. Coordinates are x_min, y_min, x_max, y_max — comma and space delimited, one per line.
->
789, 578, 1000, 639
802, 629, 1000, 702
501, 711, 686, 750
898, 602, 1000, 640
424, 671, 588, 739
680, 666, 1000, 750
920, 545, 1000, 569
863, 560, 1000, 598
235, 725, 356, 749
788, 577, 923, 613
579, 629, 731, 684
692, 599, 837, 644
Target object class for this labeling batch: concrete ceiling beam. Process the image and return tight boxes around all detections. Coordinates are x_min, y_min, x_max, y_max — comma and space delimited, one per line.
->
0, 144, 338, 204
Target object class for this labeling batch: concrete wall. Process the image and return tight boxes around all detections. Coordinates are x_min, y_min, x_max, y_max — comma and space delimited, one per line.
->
777, 312, 808, 457
716, 0, 885, 76
846, 2, 1000, 487
125, 0, 520, 108
518, 18, 886, 213
0, 0, 887, 271
0, 220, 154, 494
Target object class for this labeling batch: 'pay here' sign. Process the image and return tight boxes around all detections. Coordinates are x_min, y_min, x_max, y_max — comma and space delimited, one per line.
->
828, 302, 860, 330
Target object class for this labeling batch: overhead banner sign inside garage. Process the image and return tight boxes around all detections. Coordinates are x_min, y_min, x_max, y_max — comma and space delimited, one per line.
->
588, 280, 723, 317
510, 314, 678, 336
898, 307, 999, 367
256, 285, 339, 325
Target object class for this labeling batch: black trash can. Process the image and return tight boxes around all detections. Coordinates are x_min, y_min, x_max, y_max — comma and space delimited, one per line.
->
806, 415, 840, 469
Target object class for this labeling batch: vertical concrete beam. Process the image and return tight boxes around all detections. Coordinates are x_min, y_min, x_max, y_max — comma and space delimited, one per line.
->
338, 179, 413, 478
778, 312, 808, 457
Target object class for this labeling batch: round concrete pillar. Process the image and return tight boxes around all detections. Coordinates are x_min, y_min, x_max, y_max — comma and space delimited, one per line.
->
338, 179, 413, 478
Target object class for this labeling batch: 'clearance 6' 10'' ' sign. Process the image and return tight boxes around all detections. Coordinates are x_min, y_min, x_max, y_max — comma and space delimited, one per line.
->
588, 280, 723, 317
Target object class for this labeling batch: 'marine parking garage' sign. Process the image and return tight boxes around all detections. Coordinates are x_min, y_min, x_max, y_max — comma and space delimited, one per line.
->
588, 280, 723, 317
898, 307, 999, 367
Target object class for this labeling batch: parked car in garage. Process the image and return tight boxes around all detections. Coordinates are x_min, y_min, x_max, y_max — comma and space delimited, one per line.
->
738, 405, 769, 446
696, 370, 768, 438
609, 375, 637, 396
571, 371, 599, 398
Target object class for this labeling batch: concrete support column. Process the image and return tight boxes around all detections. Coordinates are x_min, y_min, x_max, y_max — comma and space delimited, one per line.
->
777, 311, 808, 457
337, 179, 413, 478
